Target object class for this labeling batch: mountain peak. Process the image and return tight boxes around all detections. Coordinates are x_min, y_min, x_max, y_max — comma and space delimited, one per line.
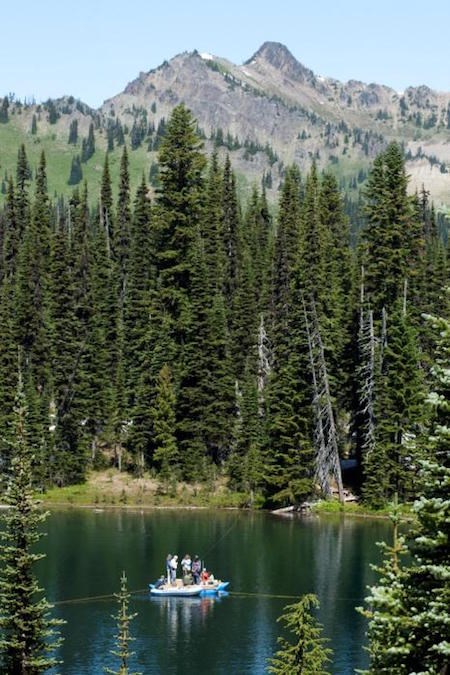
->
245, 42, 314, 83
247, 42, 294, 64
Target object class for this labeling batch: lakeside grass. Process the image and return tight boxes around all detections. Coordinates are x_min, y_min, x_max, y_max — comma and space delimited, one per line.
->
35, 469, 414, 519
39, 469, 252, 509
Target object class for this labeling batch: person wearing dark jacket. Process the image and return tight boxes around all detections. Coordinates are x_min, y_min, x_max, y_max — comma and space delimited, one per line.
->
191, 555, 201, 584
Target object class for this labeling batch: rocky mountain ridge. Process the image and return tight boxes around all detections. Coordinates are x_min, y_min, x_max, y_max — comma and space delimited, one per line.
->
100, 41, 450, 205
2, 42, 450, 208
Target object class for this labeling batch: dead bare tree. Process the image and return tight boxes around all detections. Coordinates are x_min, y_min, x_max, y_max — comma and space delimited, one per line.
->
358, 307, 376, 458
303, 295, 344, 502
257, 314, 272, 416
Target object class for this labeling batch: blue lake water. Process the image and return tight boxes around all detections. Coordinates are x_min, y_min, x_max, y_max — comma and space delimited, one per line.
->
35, 509, 391, 673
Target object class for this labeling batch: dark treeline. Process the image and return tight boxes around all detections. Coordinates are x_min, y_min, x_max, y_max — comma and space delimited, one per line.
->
0, 104, 447, 507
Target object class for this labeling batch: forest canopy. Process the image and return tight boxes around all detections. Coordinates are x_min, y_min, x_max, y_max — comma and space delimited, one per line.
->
0, 104, 447, 508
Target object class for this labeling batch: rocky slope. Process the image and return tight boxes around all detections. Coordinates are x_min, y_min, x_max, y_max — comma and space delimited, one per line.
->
2, 42, 450, 208
100, 41, 450, 205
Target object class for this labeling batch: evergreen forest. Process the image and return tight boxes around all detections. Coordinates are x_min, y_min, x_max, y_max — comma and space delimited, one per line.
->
0, 103, 448, 511
0, 102, 449, 675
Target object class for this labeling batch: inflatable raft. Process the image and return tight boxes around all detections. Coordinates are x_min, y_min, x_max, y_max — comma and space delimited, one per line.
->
149, 579, 229, 597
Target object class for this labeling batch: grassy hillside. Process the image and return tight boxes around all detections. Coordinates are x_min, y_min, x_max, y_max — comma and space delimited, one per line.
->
1, 96, 450, 230
0, 106, 278, 211
0, 105, 154, 204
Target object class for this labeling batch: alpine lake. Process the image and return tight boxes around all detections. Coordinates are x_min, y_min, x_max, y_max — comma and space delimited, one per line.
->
36, 508, 392, 674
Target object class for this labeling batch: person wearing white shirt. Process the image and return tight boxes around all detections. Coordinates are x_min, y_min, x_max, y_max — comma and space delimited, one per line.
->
169, 554, 178, 583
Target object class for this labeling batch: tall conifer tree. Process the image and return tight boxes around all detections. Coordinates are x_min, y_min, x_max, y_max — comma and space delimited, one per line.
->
154, 103, 206, 340
221, 155, 241, 307
362, 142, 422, 314
116, 146, 131, 299
48, 218, 87, 484
100, 155, 114, 260
125, 175, 153, 410
14, 152, 51, 433
2, 178, 20, 277
15, 144, 31, 238
105, 571, 141, 675
0, 276, 18, 474
265, 166, 314, 504
153, 104, 207, 472
358, 502, 411, 673
0, 375, 64, 673
267, 594, 332, 674
362, 304, 425, 506
361, 309, 450, 673
202, 152, 225, 291
151, 364, 178, 480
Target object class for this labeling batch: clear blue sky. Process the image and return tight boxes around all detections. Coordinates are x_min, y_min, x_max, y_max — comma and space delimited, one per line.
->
2, 0, 449, 108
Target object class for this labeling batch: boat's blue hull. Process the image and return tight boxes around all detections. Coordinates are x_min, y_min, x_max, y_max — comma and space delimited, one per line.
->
149, 580, 230, 597
200, 581, 229, 595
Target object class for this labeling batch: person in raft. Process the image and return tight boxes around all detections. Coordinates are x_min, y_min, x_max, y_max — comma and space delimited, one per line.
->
169, 554, 178, 583
181, 554, 192, 575
166, 553, 173, 582
201, 568, 210, 583
191, 555, 201, 584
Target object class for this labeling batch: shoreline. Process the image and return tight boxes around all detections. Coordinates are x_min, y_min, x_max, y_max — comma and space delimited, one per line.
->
22, 497, 413, 521
0, 469, 414, 520
0, 498, 414, 522
42, 502, 229, 511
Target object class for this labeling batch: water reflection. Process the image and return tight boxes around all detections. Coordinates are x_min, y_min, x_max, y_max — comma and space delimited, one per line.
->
151, 593, 229, 640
